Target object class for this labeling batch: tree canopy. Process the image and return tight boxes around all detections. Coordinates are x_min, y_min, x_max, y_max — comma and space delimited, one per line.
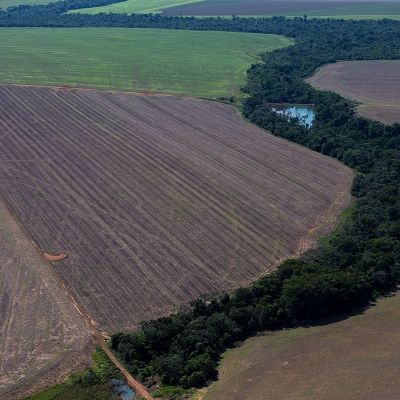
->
1, 1, 399, 391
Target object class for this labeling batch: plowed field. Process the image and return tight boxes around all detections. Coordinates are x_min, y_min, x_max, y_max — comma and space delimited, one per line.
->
0, 195, 93, 399
161, 0, 400, 19
0, 85, 353, 333
306, 60, 400, 125
202, 290, 400, 400
74, 0, 400, 19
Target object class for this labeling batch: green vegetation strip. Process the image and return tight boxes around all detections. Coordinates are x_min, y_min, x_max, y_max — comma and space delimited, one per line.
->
109, 16, 400, 394
24, 348, 122, 400
203, 292, 400, 399
68, 0, 202, 15
0, 0, 49, 10
0, 28, 292, 97
69, 0, 400, 19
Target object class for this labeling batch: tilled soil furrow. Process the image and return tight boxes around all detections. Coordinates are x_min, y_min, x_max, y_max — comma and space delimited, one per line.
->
0, 86, 353, 331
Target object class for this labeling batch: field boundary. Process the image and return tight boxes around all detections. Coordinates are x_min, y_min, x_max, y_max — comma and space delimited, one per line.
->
294, 157, 354, 256
0, 194, 154, 400
6, 83, 185, 98
305, 60, 400, 124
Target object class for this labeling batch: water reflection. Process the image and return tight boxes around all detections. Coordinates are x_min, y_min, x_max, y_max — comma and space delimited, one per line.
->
271, 105, 315, 127
109, 379, 135, 399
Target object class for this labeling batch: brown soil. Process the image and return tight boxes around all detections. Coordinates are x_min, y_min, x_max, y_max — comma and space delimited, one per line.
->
203, 290, 400, 400
0, 190, 152, 398
162, 0, 380, 16
0, 85, 353, 335
306, 60, 400, 124
43, 252, 68, 261
2, 338, 97, 400
0, 196, 93, 399
295, 157, 353, 256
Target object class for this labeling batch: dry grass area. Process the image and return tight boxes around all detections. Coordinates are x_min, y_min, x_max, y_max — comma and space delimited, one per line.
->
202, 290, 400, 400
0, 198, 93, 399
306, 60, 400, 124
0, 85, 353, 333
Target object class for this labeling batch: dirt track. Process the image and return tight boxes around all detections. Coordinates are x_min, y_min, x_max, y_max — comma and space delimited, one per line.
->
0, 196, 154, 399
0, 84, 354, 398
0, 195, 93, 399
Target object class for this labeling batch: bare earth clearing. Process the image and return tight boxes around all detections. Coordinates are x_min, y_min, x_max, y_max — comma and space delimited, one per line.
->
306, 60, 400, 125
203, 290, 400, 400
0, 196, 93, 399
0, 85, 353, 333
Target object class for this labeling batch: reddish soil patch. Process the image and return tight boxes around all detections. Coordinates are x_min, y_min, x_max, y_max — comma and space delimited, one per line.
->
137, 91, 156, 96
306, 60, 400, 124
43, 252, 68, 261
0, 85, 352, 333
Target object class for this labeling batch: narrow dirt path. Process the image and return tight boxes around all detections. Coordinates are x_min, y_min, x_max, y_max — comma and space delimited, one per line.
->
0, 195, 154, 400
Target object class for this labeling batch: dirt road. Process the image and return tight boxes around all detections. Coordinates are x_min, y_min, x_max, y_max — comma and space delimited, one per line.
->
0, 195, 154, 400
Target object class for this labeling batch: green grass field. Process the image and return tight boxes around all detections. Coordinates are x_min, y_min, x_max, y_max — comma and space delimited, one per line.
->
68, 0, 202, 15
0, 0, 50, 9
0, 28, 292, 97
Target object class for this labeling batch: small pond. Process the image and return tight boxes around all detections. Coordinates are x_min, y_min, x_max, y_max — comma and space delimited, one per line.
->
109, 379, 135, 399
271, 105, 315, 127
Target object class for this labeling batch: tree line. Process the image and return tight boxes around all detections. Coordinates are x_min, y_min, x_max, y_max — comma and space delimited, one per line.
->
2, 1, 399, 393
108, 15, 400, 393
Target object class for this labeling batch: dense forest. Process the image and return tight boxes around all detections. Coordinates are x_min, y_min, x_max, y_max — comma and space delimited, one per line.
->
109, 17, 400, 391
2, 0, 400, 393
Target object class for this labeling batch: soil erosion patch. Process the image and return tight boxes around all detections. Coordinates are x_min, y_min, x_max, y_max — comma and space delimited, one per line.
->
306, 60, 400, 124
0, 85, 353, 333
43, 252, 68, 261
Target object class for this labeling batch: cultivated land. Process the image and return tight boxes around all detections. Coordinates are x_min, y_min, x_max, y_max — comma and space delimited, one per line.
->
0, 28, 292, 98
0, 85, 353, 333
201, 290, 400, 400
0, 0, 49, 9
73, 0, 400, 19
162, 0, 400, 19
0, 194, 93, 399
68, 0, 202, 15
306, 60, 400, 125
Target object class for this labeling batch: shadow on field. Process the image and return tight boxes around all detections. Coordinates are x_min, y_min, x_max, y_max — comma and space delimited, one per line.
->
294, 288, 399, 330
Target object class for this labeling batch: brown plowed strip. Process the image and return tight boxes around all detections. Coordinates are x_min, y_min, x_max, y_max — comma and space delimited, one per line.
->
0, 196, 154, 400
0, 85, 353, 332
8, 82, 178, 98
294, 157, 354, 256
43, 253, 68, 261
305, 60, 400, 124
